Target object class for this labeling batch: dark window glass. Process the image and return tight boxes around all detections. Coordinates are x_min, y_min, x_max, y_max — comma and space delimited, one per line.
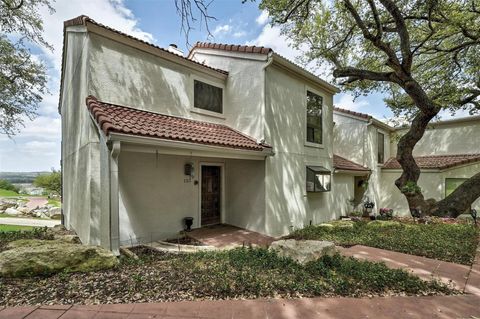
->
194, 80, 223, 113
306, 91, 323, 144
377, 132, 385, 163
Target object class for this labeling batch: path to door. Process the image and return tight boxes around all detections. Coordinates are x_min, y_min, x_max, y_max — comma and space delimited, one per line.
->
1, 294, 479, 319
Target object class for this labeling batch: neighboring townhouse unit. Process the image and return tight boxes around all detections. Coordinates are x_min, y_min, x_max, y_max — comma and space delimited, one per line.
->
60, 16, 373, 254
333, 108, 480, 215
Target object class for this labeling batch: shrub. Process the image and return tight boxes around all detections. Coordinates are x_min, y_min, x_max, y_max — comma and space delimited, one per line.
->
0, 179, 19, 193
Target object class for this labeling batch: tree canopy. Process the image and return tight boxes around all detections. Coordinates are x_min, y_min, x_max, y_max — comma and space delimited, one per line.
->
0, 0, 53, 135
34, 169, 61, 195
260, 0, 480, 216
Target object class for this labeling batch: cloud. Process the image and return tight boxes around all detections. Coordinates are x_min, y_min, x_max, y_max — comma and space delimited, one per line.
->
233, 31, 247, 38
256, 10, 269, 25
247, 24, 300, 61
213, 24, 232, 36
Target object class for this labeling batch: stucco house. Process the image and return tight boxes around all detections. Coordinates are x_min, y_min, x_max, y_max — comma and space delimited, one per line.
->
60, 16, 375, 254
333, 108, 480, 215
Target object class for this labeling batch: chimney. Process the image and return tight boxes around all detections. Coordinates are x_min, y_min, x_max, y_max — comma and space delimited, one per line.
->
167, 43, 183, 56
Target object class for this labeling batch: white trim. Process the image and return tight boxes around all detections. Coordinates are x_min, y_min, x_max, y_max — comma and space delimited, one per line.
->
108, 132, 273, 159
190, 108, 226, 119
198, 162, 226, 227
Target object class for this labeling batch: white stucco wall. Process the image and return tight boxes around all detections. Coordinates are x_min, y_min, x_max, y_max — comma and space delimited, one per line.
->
61, 27, 105, 247
379, 163, 480, 215
117, 151, 267, 244
391, 121, 480, 157
264, 65, 335, 236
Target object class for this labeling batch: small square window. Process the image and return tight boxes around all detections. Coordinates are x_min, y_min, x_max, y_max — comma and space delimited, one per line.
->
194, 80, 223, 113
306, 166, 331, 192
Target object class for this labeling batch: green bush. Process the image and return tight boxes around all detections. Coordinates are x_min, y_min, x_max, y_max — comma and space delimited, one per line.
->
0, 179, 19, 193
34, 170, 61, 195
290, 221, 479, 265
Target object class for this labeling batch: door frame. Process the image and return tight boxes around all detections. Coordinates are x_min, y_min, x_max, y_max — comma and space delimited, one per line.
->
198, 162, 225, 226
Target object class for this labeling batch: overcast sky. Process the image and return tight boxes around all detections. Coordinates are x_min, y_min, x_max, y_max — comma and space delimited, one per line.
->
0, 0, 463, 172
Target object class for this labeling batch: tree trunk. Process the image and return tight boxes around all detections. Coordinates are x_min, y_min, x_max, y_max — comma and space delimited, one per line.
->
432, 171, 480, 217
394, 110, 438, 216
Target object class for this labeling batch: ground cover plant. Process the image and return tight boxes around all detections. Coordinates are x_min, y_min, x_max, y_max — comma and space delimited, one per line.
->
0, 225, 35, 232
290, 220, 479, 265
0, 227, 51, 252
0, 245, 452, 306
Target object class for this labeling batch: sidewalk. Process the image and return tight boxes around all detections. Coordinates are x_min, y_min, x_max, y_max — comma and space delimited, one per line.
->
1, 295, 479, 319
0, 217, 60, 228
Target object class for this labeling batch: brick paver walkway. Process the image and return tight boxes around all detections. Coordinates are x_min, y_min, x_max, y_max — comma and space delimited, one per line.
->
1, 295, 479, 319
2, 238, 479, 318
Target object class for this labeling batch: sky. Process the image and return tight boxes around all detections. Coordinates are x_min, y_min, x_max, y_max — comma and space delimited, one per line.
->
0, 0, 456, 172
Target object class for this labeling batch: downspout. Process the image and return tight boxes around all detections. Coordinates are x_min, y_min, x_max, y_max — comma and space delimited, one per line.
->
262, 53, 274, 144
109, 140, 121, 255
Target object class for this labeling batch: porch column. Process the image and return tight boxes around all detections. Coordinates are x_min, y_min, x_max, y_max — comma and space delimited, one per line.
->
110, 140, 121, 255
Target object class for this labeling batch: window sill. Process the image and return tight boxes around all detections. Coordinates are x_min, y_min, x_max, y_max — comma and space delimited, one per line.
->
190, 108, 226, 120
304, 142, 324, 149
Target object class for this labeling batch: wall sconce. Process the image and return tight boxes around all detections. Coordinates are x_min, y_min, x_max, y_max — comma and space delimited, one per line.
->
184, 162, 195, 178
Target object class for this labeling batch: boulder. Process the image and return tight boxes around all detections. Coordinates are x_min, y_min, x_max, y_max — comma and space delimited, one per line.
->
16, 206, 30, 214
366, 220, 402, 228
269, 239, 337, 265
48, 207, 62, 219
4, 207, 19, 215
0, 239, 118, 277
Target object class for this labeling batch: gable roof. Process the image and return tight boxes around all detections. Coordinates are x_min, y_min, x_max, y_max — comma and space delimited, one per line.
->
333, 154, 370, 172
86, 96, 271, 152
189, 41, 340, 94
383, 154, 480, 170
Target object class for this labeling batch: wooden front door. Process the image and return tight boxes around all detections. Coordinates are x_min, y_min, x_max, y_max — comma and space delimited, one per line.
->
201, 165, 221, 226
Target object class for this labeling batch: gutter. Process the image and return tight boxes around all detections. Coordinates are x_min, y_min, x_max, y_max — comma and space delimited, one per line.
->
107, 132, 274, 158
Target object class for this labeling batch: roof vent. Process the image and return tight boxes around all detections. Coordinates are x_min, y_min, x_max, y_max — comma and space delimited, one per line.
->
167, 43, 183, 56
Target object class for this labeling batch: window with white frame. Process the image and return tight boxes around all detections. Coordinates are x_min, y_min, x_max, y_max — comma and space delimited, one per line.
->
194, 80, 223, 113
306, 166, 331, 192
306, 91, 323, 144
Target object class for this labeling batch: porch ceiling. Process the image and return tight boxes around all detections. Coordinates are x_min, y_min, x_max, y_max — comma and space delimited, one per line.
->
86, 96, 272, 153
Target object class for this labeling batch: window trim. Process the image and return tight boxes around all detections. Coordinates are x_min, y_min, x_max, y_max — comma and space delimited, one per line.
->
190, 75, 225, 117
306, 165, 332, 193
377, 131, 385, 164
304, 86, 326, 148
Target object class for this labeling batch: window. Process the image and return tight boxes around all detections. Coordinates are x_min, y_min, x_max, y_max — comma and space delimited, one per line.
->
445, 178, 468, 197
306, 91, 323, 144
377, 132, 385, 164
194, 80, 223, 113
306, 166, 331, 192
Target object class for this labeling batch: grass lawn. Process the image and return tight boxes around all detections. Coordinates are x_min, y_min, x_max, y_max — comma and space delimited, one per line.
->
0, 225, 36, 232
290, 220, 479, 265
0, 246, 452, 306
0, 189, 19, 197
47, 199, 61, 207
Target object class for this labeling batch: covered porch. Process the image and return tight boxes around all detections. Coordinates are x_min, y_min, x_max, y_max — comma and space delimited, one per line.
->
86, 96, 273, 254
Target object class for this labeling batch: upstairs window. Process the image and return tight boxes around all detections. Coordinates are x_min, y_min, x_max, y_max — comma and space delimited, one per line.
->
306, 166, 331, 192
194, 80, 223, 113
377, 132, 385, 164
306, 91, 323, 144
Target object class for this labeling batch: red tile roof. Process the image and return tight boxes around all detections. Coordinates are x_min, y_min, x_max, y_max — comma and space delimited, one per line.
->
191, 42, 273, 56
333, 107, 372, 120
333, 155, 370, 172
86, 96, 271, 152
63, 16, 228, 75
383, 154, 480, 170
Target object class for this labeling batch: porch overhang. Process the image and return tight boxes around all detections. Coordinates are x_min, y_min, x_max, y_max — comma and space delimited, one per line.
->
108, 132, 274, 160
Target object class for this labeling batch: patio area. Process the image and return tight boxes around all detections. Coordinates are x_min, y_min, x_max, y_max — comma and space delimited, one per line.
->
186, 224, 275, 249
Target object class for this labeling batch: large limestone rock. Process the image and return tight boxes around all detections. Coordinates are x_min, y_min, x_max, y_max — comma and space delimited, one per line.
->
0, 239, 118, 277
4, 207, 19, 215
269, 239, 337, 265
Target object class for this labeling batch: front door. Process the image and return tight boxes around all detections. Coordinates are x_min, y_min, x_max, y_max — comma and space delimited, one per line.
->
201, 165, 221, 226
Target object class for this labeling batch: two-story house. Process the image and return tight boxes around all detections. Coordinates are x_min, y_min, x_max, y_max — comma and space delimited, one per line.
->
60, 16, 371, 254
333, 108, 480, 215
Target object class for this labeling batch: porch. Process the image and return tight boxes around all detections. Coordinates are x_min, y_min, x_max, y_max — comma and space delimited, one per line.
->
186, 224, 275, 249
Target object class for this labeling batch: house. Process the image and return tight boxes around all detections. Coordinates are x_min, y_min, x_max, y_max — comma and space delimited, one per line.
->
60, 16, 369, 254
333, 108, 480, 215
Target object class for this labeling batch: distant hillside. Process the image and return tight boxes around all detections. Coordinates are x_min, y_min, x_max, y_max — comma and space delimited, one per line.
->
0, 172, 49, 184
